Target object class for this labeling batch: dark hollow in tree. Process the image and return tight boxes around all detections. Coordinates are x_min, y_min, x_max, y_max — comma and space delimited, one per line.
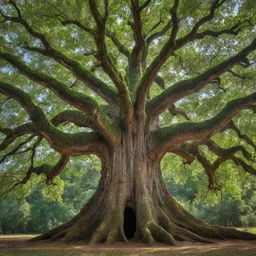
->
123, 207, 137, 239
0, 0, 256, 245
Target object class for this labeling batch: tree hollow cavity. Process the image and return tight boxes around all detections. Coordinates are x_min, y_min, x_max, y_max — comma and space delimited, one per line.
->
123, 207, 136, 239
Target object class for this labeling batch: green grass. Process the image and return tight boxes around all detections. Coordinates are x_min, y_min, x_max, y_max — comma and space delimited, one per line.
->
0, 234, 37, 238
1, 232, 256, 256
237, 226, 256, 234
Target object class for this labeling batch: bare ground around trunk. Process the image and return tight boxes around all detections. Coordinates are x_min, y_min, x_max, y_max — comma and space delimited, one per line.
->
0, 235, 256, 256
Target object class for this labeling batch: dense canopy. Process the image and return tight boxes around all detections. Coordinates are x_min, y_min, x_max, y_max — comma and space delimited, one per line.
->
0, 0, 256, 245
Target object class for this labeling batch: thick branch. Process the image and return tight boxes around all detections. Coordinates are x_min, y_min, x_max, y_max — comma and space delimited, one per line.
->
24, 46, 119, 106
135, 0, 246, 118
134, 0, 180, 117
146, 20, 173, 44
0, 81, 108, 155
151, 92, 256, 157
0, 53, 119, 145
51, 110, 95, 129
106, 31, 131, 59
0, 4, 118, 106
20, 155, 70, 185
130, 0, 145, 67
232, 156, 256, 175
171, 139, 254, 189
139, 0, 152, 11
88, 0, 132, 129
61, 19, 94, 34
187, 0, 223, 36
147, 38, 256, 122
154, 75, 190, 120
202, 139, 252, 160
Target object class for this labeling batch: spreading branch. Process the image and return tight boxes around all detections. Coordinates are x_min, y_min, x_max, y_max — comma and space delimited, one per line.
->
20, 154, 70, 185
51, 110, 95, 130
2, 153, 70, 196
88, 0, 133, 130
228, 121, 256, 151
0, 135, 35, 163
0, 53, 119, 145
135, 0, 180, 117
154, 75, 190, 120
0, 2, 118, 106
0, 123, 35, 151
147, 38, 256, 122
135, 0, 249, 118
0, 81, 108, 155
106, 31, 131, 59
151, 92, 256, 157
61, 19, 94, 34
171, 139, 255, 190
130, 0, 146, 67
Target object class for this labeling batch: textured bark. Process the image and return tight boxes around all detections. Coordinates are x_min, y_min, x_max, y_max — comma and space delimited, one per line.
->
32, 134, 256, 244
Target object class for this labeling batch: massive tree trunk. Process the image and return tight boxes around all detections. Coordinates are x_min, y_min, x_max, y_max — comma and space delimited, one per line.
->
32, 133, 256, 244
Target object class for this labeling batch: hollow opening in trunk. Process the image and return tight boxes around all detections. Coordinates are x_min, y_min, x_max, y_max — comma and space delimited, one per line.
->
123, 207, 136, 239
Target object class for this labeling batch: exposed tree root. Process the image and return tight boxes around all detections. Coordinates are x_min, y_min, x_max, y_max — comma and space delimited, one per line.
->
31, 198, 256, 245
30, 163, 256, 245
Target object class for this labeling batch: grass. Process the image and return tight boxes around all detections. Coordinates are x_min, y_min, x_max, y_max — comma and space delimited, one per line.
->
237, 226, 256, 234
0, 230, 256, 256
0, 234, 37, 238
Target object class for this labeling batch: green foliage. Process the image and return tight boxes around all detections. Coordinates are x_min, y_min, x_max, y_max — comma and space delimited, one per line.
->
0, 157, 100, 234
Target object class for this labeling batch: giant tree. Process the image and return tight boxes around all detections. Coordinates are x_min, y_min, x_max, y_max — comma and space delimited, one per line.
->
1, 0, 256, 244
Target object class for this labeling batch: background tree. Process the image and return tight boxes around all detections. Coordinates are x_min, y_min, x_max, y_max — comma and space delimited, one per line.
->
0, 0, 256, 244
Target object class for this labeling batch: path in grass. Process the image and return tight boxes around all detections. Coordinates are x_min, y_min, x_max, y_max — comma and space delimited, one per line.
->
0, 235, 256, 256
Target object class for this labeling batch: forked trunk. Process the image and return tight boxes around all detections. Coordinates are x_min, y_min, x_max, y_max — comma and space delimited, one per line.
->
32, 134, 256, 244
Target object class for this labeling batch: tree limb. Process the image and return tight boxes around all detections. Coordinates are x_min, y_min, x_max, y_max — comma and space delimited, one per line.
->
20, 154, 70, 185
139, 0, 152, 12
0, 81, 109, 155
228, 121, 256, 151
88, 0, 133, 130
0, 135, 35, 163
130, 0, 146, 67
171, 139, 255, 190
151, 92, 256, 157
0, 54, 119, 145
0, 2, 118, 106
146, 20, 173, 44
134, 0, 180, 118
51, 110, 95, 129
0, 123, 35, 151
135, 0, 246, 118
147, 38, 256, 122
106, 31, 131, 59
61, 19, 94, 34
154, 75, 190, 120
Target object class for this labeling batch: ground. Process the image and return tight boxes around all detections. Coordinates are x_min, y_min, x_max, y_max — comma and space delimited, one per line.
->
0, 231, 256, 256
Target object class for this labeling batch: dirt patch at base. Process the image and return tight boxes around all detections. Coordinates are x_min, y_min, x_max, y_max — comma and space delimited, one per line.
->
0, 236, 256, 256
